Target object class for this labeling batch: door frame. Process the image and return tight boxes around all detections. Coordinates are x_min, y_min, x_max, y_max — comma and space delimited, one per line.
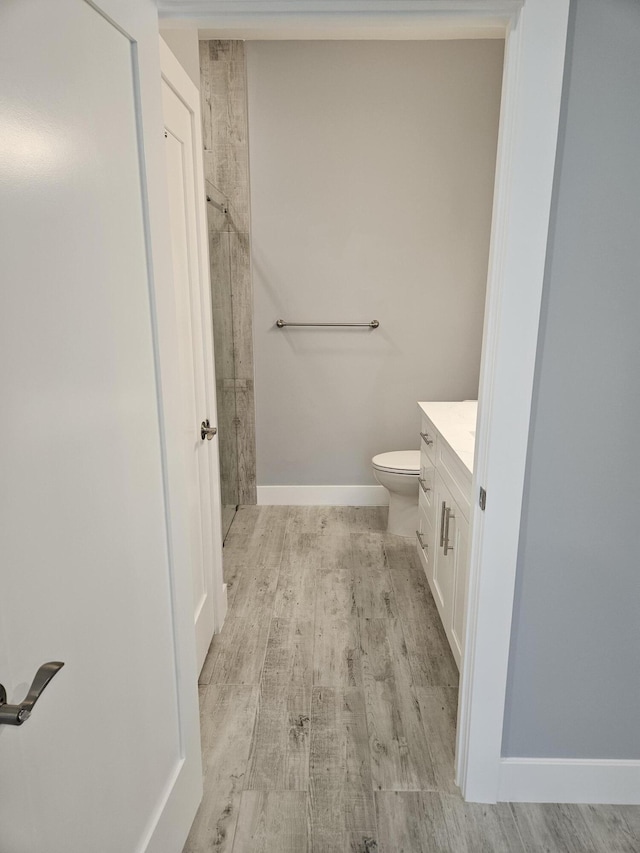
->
157, 0, 570, 803
90, 1, 204, 848
160, 36, 228, 666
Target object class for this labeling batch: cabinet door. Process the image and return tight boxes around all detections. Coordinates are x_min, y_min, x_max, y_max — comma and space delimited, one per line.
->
448, 504, 470, 667
433, 472, 469, 669
432, 473, 455, 629
416, 499, 435, 585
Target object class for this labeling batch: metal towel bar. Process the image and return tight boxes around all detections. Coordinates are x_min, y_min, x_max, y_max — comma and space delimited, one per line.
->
206, 195, 228, 215
276, 319, 379, 329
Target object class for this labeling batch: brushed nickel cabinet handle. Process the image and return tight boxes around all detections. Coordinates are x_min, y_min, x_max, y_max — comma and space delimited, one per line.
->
416, 530, 428, 553
418, 477, 431, 495
420, 431, 433, 447
440, 500, 447, 547
444, 507, 455, 556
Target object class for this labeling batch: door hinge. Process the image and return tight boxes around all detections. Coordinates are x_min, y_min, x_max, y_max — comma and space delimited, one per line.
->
479, 487, 487, 511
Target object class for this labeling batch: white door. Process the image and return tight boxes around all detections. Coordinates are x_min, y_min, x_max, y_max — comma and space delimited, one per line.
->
0, 2, 202, 851
161, 40, 227, 673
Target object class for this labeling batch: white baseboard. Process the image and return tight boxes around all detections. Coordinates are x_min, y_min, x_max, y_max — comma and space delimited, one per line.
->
498, 757, 640, 804
256, 485, 389, 506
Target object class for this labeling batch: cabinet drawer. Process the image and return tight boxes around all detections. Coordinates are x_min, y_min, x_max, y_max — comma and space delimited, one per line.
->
418, 454, 435, 512
436, 441, 472, 522
419, 414, 437, 465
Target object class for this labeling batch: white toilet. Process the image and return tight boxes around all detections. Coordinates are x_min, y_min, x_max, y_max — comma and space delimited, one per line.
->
372, 450, 420, 538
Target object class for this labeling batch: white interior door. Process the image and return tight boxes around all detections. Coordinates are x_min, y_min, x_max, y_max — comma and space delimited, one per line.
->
160, 39, 227, 672
0, 2, 202, 851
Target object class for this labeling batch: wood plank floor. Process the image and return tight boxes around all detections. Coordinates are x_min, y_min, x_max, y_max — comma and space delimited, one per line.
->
184, 506, 639, 853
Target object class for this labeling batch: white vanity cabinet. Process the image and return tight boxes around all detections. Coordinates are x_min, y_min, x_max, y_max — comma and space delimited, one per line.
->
417, 402, 476, 669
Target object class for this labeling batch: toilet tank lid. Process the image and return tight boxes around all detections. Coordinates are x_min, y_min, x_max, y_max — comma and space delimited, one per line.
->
372, 450, 420, 474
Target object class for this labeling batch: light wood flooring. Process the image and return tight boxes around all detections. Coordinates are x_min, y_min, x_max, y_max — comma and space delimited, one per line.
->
184, 506, 640, 853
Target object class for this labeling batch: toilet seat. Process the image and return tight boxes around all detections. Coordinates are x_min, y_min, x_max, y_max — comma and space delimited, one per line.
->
372, 450, 420, 475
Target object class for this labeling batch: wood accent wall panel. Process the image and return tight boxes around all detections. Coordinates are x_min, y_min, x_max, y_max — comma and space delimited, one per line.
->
200, 39, 257, 504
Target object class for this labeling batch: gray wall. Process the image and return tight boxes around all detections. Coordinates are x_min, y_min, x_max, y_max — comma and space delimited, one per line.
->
503, 0, 640, 759
246, 40, 503, 486
159, 28, 200, 88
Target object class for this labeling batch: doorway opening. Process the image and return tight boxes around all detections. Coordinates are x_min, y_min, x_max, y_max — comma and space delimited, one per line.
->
161, 0, 571, 811
196, 35, 501, 841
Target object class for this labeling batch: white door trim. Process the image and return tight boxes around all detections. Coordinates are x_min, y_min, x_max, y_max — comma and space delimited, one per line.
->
457, 0, 571, 803
160, 36, 228, 653
86, 1, 203, 848
157, 0, 521, 40
157, 0, 573, 804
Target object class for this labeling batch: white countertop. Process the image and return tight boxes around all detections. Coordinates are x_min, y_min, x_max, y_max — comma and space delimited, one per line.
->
418, 401, 478, 475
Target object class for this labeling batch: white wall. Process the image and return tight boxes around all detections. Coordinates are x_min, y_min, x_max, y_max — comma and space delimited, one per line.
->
247, 40, 503, 487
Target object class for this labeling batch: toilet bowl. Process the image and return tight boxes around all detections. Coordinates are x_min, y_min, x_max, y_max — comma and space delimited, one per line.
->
372, 450, 420, 538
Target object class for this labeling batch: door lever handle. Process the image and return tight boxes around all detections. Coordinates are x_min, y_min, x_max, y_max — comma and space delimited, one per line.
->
0, 662, 64, 726
201, 419, 217, 440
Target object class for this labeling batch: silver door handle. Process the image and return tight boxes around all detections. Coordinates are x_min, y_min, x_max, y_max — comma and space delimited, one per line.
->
418, 477, 431, 496
420, 431, 433, 447
0, 662, 64, 726
416, 530, 428, 553
201, 419, 217, 440
440, 500, 447, 547
444, 506, 455, 555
